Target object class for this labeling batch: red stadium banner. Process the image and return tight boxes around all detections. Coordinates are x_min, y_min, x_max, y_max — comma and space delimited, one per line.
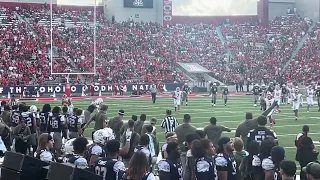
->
163, 0, 172, 25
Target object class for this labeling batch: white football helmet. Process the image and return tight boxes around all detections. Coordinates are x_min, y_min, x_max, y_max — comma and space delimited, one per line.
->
267, 92, 272, 99
62, 138, 76, 154
93, 128, 115, 145
29, 105, 37, 113
176, 87, 180, 91
95, 98, 103, 105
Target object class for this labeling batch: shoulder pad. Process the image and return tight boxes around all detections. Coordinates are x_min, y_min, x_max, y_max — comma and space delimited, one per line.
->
158, 160, 170, 172
196, 160, 210, 172
252, 155, 261, 167
262, 157, 274, 170
215, 156, 227, 167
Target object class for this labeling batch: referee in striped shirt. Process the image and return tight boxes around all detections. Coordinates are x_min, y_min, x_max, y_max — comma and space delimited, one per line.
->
161, 110, 179, 133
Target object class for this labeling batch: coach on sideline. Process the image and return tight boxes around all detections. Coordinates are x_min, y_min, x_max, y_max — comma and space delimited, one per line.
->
174, 114, 197, 170
84, 105, 108, 139
235, 100, 278, 149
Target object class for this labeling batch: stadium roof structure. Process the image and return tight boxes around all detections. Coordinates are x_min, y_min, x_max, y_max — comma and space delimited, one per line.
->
177, 62, 211, 73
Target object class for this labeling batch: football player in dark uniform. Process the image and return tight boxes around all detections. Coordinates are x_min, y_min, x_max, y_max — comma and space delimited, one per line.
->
39, 104, 51, 135
210, 83, 218, 107
281, 84, 288, 105
222, 86, 229, 106
182, 83, 191, 106
215, 137, 237, 180
268, 82, 275, 93
48, 106, 66, 157
247, 115, 278, 148
92, 140, 126, 180
158, 142, 183, 180
11, 105, 22, 128
20, 105, 37, 155
62, 137, 89, 166
252, 84, 260, 107
316, 85, 320, 112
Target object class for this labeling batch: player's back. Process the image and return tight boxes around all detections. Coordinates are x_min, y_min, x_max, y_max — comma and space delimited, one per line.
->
20, 112, 35, 131
93, 157, 125, 180
39, 112, 50, 132
248, 127, 277, 143
11, 110, 21, 127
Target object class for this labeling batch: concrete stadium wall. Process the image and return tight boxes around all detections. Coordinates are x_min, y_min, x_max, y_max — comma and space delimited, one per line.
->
268, 1, 295, 20
104, 0, 163, 23
295, 0, 320, 22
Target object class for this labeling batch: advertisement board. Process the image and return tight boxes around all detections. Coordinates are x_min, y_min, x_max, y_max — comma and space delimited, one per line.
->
124, 0, 153, 8
0, 83, 183, 94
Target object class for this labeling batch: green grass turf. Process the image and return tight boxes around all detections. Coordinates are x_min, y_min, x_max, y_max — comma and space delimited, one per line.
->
28, 96, 320, 167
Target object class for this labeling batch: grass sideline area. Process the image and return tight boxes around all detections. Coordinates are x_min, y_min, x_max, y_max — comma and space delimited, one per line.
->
27, 95, 320, 170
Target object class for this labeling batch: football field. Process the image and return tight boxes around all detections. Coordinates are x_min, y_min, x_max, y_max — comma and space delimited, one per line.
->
29, 95, 320, 169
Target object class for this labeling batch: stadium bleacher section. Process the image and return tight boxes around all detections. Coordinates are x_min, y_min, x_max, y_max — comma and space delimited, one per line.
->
0, 6, 318, 86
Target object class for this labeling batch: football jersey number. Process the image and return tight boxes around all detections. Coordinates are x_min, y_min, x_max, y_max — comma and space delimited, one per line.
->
95, 166, 107, 179
12, 114, 20, 124
63, 157, 69, 163
69, 118, 76, 127
51, 120, 59, 128
25, 117, 32, 127
40, 115, 46, 124
254, 135, 265, 142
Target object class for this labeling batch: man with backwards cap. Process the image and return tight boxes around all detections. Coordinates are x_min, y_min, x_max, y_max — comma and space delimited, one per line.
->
108, 109, 124, 141
303, 161, 320, 180
215, 137, 237, 180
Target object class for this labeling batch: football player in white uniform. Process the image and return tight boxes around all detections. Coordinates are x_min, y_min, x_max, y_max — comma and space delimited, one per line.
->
90, 98, 104, 112
274, 85, 282, 106
287, 84, 295, 104
172, 87, 183, 114
306, 85, 314, 112
292, 88, 303, 121
265, 92, 281, 129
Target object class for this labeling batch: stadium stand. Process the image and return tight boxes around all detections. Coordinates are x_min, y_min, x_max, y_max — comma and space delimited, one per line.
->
0, 6, 318, 86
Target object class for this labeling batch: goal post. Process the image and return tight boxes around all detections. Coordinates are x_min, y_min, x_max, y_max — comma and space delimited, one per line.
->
49, 0, 97, 75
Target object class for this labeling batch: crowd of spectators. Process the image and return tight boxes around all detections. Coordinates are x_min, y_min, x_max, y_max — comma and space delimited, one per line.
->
285, 22, 320, 83
221, 14, 312, 83
0, 5, 318, 86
